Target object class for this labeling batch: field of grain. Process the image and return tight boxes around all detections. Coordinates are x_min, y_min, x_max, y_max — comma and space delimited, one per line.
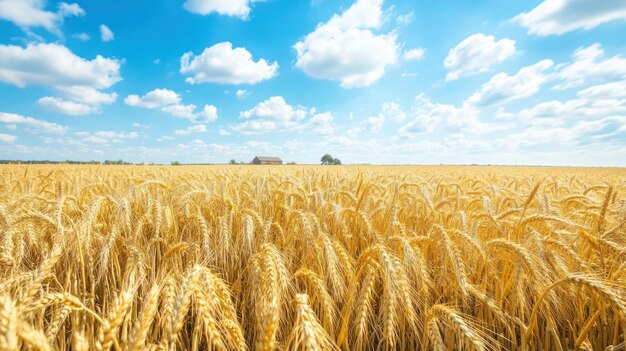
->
0, 165, 624, 351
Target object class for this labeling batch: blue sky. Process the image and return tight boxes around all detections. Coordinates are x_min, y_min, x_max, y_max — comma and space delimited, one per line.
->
0, 0, 625, 165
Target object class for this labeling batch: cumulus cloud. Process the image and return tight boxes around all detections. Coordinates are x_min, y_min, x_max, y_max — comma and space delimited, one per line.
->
125, 89, 181, 108
0, 43, 120, 89
73, 32, 90, 41
296, 112, 336, 135
180, 42, 278, 85
465, 59, 554, 106
56, 86, 118, 106
519, 80, 626, 122
553, 43, 626, 90
396, 11, 414, 26
57, 2, 84, 17
236, 89, 249, 99
234, 96, 306, 134
490, 78, 626, 155
0, 0, 85, 36
175, 124, 208, 135
381, 102, 406, 122
403, 48, 425, 61
514, 0, 626, 36
100, 24, 114, 42
0, 112, 67, 134
444, 33, 516, 81
293, 0, 398, 88
348, 102, 407, 136
232, 96, 334, 135
76, 130, 140, 144
500, 117, 626, 151
399, 94, 505, 137
0, 133, 16, 143
0, 43, 121, 114
125, 88, 217, 123
183, 0, 254, 19
162, 104, 218, 123
37, 97, 97, 115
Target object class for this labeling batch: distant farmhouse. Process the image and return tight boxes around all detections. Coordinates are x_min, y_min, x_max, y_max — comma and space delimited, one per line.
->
252, 156, 283, 165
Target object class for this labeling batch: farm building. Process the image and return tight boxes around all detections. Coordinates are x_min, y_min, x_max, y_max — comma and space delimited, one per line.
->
251, 156, 283, 165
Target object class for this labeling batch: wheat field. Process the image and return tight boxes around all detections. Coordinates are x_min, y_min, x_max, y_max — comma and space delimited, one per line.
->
0, 165, 624, 351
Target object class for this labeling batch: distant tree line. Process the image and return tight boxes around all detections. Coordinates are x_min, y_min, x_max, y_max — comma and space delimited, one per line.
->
0, 159, 135, 165
0, 160, 102, 164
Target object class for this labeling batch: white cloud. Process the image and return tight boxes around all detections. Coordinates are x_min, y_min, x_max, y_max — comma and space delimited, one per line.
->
57, 2, 84, 17
100, 24, 114, 42
494, 79, 626, 153
403, 48, 425, 61
183, 0, 253, 19
233, 120, 278, 135
232, 96, 334, 135
495, 107, 515, 120
381, 101, 406, 122
236, 89, 249, 99
396, 11, 414, 26
0, 0, 85, 36
514, 0, 626, 36
444, 34, 516, 81
499, 116, 626, 151
367, 114, 385, 132
161, 104, 218, 123
293, 0, 398, 88
553, 43, 626, 90
466, 59, 554, 106
519, 80, 626, 122
0, 43, 121, 114
180, 42, 278, 85
399, 96, 455, 136
235, 96, 306, 134
0, 43, 121, 89
197, 105, 218, 123
348, 101, 407, 135
37, 97, 97, 115
75, 130, 140, 144
81, 135, 107, 144
175, 124, 208, 135
125, 88, 218, 123
239, 97, 306, 122
73, 32, 90, 41
399, 94, 505, 137
94, 130, 139, 141
0, 133, 16, 143
297, 112, 336, 135
578, 79, 626, 99
56, 86, 118, 106
219, 128, 231, 136
125, 89, 181, 108
0, 112, 67, 133
161, 104, 196, 119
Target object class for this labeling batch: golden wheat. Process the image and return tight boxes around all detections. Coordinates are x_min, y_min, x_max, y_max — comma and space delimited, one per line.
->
0, 164, 624, 350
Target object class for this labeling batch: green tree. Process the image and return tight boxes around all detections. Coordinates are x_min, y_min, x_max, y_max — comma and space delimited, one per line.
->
229, 159, 237, 164
321, 154, 342, 165
321, 154, 334, 165
171, 161, 181, 166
